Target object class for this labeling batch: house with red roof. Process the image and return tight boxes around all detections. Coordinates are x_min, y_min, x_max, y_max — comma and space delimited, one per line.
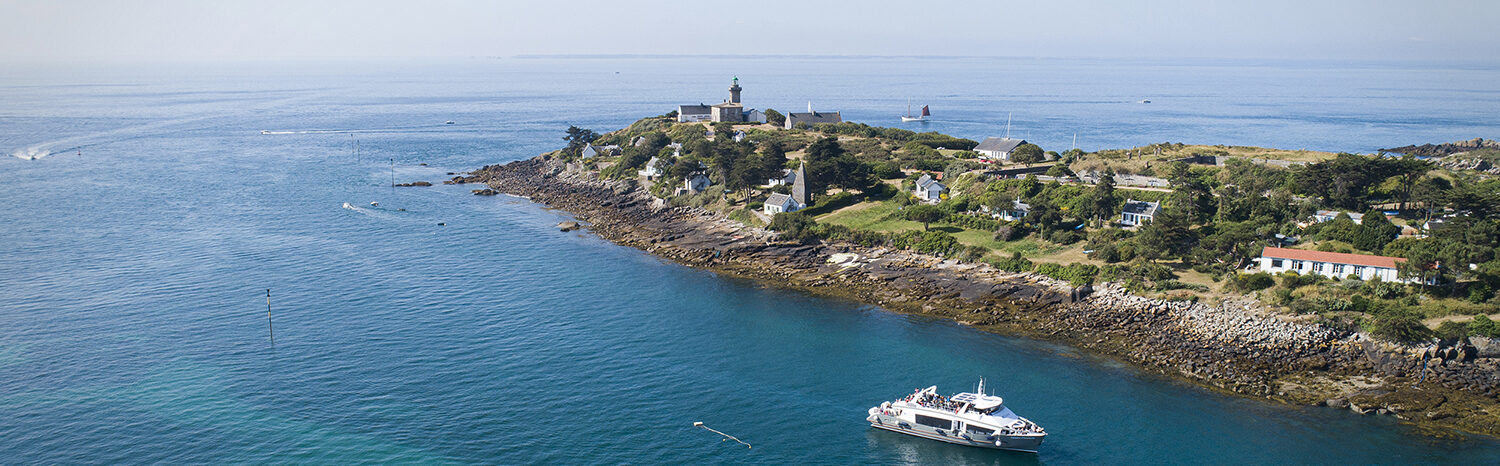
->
1253, 247, 1416, 283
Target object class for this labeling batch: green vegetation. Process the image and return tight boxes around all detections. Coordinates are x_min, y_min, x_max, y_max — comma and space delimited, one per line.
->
564, 117, 1500, 342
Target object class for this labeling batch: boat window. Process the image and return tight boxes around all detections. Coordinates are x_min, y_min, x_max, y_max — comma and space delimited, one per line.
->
914, 415, 952, 430
966, 425, 994, 436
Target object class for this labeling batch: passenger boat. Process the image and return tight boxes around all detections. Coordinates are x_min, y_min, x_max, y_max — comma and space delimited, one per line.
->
867, 381, 1045, 452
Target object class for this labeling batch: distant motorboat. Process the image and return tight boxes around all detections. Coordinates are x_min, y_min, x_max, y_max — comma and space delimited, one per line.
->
1139, 100, 1151, 104
445, 121, 455, 125
901, 100, 930, 122
370, 201, 379, 207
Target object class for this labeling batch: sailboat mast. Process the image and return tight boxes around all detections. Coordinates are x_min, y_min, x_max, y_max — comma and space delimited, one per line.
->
1006, 113, 1012, 139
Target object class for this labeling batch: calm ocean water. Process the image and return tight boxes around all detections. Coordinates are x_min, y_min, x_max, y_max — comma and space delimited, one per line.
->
2, 57, 1498, 464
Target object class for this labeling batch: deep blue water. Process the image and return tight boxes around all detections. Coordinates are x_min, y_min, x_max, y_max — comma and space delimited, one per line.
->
2, 57, 1499, 464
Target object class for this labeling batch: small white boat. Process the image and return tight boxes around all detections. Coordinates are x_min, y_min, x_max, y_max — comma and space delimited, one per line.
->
868, 380, 1045, 452
370, 201, 379, 207
445, 121, 455, 125
901, 100, 930, 122
1139, 99, 1151, 104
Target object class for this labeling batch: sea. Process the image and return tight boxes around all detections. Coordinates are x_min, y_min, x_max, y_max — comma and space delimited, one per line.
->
2, 57, 1499, 464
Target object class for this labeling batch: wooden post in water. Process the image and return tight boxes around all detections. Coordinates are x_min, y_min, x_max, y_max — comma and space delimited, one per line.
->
266, 289, 275, 345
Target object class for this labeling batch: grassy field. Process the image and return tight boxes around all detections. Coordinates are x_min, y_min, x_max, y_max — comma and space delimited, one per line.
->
817, 201, 918, 232
818, 200, 1108, 267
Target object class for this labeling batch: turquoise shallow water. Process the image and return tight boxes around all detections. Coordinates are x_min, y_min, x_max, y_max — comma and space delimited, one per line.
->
2, 58, 1499, 464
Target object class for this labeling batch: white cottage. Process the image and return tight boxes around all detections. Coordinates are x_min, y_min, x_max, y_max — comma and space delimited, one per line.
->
580, 143, 619, 158
1313, 210, 1364, 225
763, 163, 809, 215
638, 157, 662, 179
685, 173, 711, 193
915, 174, 947, 203
999, 199, 1031, 221
677, 104, 712, 122
1253, 247, 1413, 283
974, 137, 1026, 161
1120, 199, 1159, 226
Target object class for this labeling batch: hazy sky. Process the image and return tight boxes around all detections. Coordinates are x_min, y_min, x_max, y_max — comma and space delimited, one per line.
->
2, 0, 1496, 63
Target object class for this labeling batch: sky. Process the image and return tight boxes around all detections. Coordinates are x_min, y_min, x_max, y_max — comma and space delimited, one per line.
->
1, 0, 1497, 63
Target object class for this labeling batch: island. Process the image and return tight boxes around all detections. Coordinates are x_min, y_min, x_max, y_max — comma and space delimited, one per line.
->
451, 84, 1500, 438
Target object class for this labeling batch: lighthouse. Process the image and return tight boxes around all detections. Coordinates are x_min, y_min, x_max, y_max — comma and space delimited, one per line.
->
729, 77, 742, 104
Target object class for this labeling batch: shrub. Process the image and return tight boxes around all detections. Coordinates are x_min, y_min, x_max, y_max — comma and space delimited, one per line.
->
1088, 243, 1122, 263
910, 230, 962, 256
1045, 164, 1073, 177
1046, 230, 1083, 245
1435, 321, 1471, 339
989, 252, 1034, 273
1471, 315, 1500, 337
1368, 307, 1431, 342
1363, 280, 1405, 299
1034, 262, 1099, 286
1155, 280, 1210, 292
959, 245, 989, 263
1468, 283, 1493, 304
769, 211, 818, 243
1232, 272, 1275, 292
994, 223, 1028, 242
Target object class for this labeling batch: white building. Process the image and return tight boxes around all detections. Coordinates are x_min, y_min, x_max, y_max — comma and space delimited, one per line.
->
766, 168, 795, 186
744, 109, 766, 123
680, 78, 763, 123
1253, 247, 1412, 283
580, 143, 619, 158
638, 157, 662, 179
915, 174, 947, 203
1313, 210, 1364, 225
677, 104, 712, 122
998, 199, 1030, 221
974, 137, 1026, 161
685, 173, 711, 193
763, 163, 809, 215
1120, 199, 1159, 226
785, 102, 842, 129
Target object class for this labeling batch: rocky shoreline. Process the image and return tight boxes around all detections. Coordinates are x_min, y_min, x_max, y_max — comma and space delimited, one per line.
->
454, 154, 1500, 439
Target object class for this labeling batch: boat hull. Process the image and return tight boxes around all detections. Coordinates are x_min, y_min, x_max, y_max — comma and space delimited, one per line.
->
900, 116, 927, 122
867, 413, 1043, 453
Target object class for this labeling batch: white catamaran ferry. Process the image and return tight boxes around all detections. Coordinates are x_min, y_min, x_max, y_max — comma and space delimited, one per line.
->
866, 381, 1045, 452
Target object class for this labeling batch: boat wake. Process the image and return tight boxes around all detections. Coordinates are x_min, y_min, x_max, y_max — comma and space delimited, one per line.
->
12, 148, 52, 160
10, 114, 221, 161
261, 124, 461, 136
341, 202, 409, 220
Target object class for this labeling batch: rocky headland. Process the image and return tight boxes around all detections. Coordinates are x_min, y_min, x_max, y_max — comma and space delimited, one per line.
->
454, 154, 1500, 438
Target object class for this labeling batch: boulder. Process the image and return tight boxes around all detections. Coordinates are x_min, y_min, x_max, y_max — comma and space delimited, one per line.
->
1325, 399, 1349, 409
1471, 336, 1500, 359
395, 181, 432, 187
558, 221, 580, 232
